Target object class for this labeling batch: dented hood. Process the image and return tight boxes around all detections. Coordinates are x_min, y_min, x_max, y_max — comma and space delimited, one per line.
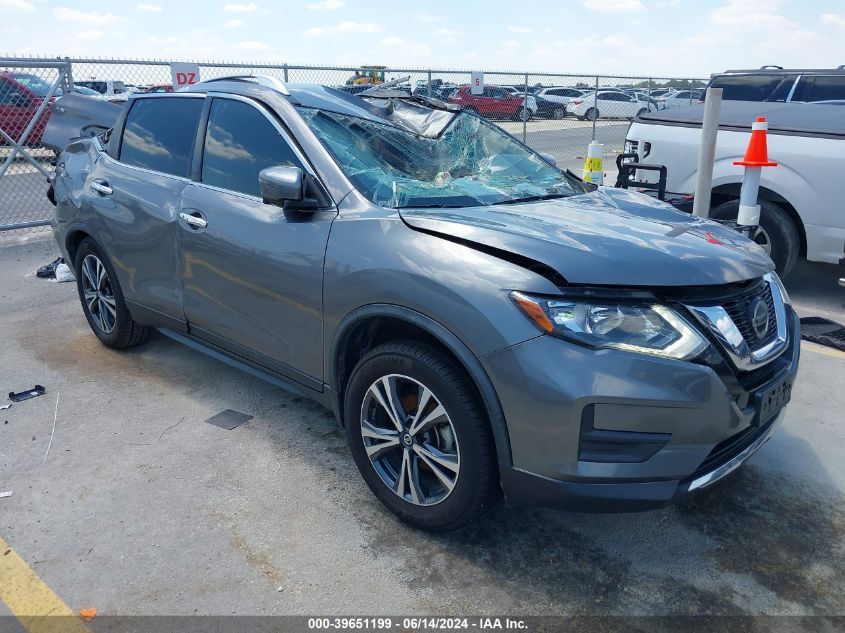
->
399, 187, 774, 286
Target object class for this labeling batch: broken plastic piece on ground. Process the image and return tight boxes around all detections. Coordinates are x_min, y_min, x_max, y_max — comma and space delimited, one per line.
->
800, 317, 845, 352
0, 403, 10, 411
0, 491, 11, 499
8, 385, 46, 402
79, 607, 97, 622
36, 257, 63, 279
204, 409, 253, 430
55, 262, 75, 283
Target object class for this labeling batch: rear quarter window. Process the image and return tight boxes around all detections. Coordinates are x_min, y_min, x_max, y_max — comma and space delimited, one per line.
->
119, 97, 203, 178
708, 74, 791, 101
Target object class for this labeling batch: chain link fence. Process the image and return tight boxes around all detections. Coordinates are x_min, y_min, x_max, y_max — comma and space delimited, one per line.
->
0, 56, 706, 231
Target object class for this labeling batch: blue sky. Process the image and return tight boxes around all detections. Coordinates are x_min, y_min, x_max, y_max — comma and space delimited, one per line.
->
2, 0, 844, 77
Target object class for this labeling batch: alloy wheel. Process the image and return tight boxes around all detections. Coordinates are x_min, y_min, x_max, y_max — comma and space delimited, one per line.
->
80, 254, 117, 334
360, 374, 460, 506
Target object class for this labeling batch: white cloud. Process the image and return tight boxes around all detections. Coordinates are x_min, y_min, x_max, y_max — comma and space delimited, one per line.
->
0, 0, 36, 12
710, 0, 791, 27
53, 7, 123, 24
224, 3, 258, 13
508, 25, 532, 33
136, 3, 162, 12
379, 36, 431, 59
435, 27, 462, 43
239, 40, 273, 51
417, 13, 441, 23
821, 13, 845, 27
304, 21, 381, 37
580, 0, 644, 11
306, 0, 344, 9
502, 39, 522, 49
224, 18, 246, 28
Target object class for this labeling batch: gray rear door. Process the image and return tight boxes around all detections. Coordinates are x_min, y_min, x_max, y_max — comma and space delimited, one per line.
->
178, 95, 335, 388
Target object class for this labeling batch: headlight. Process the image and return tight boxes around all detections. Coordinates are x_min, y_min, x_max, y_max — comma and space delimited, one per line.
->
511, 292, 708, 360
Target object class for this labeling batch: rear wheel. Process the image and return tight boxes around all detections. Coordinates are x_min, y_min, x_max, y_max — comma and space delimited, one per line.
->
585, 107, 599, 121
513, 106, 530, 121
344, 341, 500, 531
74, 238, 150, 349
709, 199, 800, 277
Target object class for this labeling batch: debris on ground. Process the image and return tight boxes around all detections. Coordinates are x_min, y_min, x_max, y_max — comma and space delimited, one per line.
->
55, 262, 75, 283
36, 257, 62, 279
8, 385, 46, 402
79, 607, 97, 622
0, 491, 11, 499
43, 393, 60, 464
800, 317, 845, 352
204, 409, 253, 430
0, 403, 10, 411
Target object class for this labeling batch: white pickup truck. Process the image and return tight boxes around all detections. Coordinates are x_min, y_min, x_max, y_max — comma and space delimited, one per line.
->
625, 101, 844, 276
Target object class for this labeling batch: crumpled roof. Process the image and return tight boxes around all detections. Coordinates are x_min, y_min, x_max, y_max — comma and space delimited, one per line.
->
287, 84, 456, 138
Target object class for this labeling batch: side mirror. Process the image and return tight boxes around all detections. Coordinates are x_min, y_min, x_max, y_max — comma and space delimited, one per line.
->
539, 152, 557, 167
259, 165, 330, 211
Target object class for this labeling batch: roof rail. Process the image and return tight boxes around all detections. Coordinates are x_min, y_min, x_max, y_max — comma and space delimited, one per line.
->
760, 65, 784, 70
195, 74, 289, 95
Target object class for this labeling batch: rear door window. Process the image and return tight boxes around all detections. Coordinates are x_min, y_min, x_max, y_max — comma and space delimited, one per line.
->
201, 98, 304, 198
119, 97, 203, 178
707, 74, 790, 101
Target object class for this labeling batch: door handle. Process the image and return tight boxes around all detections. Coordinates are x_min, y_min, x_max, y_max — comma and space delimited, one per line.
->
179, 212, 207, 229
90, 180, 112, 196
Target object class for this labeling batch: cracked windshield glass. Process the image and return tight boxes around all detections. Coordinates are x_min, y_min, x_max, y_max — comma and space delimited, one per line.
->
298, 107, 582, 208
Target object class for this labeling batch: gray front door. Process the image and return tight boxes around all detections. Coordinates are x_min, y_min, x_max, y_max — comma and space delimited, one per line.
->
179, 96, 336, 388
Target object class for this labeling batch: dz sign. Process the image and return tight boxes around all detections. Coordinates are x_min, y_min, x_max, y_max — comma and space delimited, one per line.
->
170, 63, 201, 90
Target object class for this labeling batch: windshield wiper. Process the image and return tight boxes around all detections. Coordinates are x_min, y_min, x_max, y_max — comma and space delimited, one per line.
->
491, 193, 571, 206
399, 203, 467, 209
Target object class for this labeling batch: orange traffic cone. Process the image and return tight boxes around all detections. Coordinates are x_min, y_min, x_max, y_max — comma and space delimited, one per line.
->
733, 117, 778, 167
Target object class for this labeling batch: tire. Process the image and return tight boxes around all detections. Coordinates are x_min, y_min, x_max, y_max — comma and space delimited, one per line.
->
551, 107, 566, 120
635, 108, 647, 118
512, 106, 530, 121
585, 107, 599, 121
344, 341, 500, 531
74, 238, 150, 349
709, 199, 800, 277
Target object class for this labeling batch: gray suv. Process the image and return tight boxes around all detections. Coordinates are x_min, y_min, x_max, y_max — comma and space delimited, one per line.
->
48, 76, 800, 531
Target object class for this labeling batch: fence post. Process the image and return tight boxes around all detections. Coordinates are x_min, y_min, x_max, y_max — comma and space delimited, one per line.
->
591, 75, 599, 140
427, 69, 432, 98
522, 71, 528, 144
283, 63, 288, 82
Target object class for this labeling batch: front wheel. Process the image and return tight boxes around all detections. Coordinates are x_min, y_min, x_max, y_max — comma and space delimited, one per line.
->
585, 107, 599, 121
709, 199, 800, 276
513, 106, 530, 121
344, 341, 500, 531
74, 238, 150, 348
551, 106, 566, 120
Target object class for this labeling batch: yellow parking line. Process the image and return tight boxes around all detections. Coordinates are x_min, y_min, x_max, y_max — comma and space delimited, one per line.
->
801, 340, 845, 360
0, 536, 90, 633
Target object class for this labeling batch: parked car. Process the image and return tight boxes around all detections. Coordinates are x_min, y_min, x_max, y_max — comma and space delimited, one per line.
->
448, 85, 531, 120
660, 90, 703, 109
500, 86, 538, 117
626, 100, 845, 275
47, 76, 799, 530
75, 79, 127, 97
0, 71, 56, 147
534, 87, 585, 119
705, 66, 845, 103
568, 90, 651, 120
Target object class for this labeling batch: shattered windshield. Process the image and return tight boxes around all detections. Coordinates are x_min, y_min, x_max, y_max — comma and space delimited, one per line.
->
296, 107, 582, 208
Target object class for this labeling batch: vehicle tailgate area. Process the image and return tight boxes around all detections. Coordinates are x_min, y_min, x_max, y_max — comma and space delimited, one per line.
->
2, 232, 845, 617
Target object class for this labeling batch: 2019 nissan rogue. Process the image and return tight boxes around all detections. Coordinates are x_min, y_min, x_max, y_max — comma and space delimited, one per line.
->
47, 76, 800, 530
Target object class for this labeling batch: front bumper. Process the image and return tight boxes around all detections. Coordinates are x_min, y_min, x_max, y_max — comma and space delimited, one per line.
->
485, 305, 800, 512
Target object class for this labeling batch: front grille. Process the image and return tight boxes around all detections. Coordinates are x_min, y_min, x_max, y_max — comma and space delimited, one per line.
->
721, 280, 778, 350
